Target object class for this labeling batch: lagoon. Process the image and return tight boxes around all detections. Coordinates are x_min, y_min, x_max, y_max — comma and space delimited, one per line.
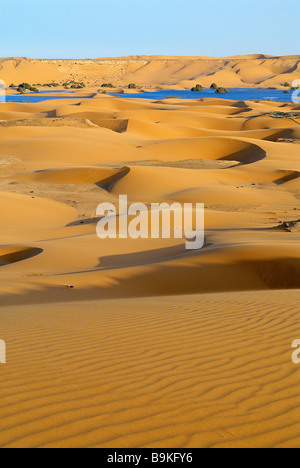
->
1, 88, 299, 104
2, 91, 92, 103
108, 88, 299, 103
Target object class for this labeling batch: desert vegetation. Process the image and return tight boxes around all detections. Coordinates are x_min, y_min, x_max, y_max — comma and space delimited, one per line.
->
266, 111, 300, 119
215, 87, 229, 94
42, 82, 60, 88
16, 83, 39, 93
191, 84, 203, 92
63, 80, 86, 89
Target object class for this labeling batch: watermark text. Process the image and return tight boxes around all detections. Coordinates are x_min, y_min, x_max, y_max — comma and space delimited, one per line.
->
97, 196, 204, 250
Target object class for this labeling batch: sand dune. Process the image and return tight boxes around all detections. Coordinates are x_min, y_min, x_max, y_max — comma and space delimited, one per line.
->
0, 246, 43, 266
1, 55, 300, 89
17, 166, 130, 186
0, 118, 98, 129
0, 91, 299, 448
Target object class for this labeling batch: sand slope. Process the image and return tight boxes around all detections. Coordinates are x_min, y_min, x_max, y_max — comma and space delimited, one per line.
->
1, 55, 300, 89
0, 92, 299, 447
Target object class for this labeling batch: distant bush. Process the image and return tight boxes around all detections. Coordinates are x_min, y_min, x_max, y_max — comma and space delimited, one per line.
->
101, 83, 114, 88
128, 83, 137, 89
210, 83, 218, 89
63, 80, 85, 89
9, 83, 16, 88
191, 84, 203, 92
215, 87, 229, 94
43, 82, 60, 88
18, 83, 32, 90
283, 82, 290, 87
17, 83, 39, 93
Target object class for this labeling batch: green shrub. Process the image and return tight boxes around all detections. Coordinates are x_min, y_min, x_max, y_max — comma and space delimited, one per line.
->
128, 83, 137, 89
63, 80, 85, 89
70, 83, 85, 89
16, 83, 39, 93
18, 82, 31, 90
283, 82, 290, 87
191, 84, 203, 92
101, 83, 114, 88
42, 83, 60, 87
215, 87, 229, 94
210, 83, 218, 89
9, 83, 16, 88
264, 111, 300, 119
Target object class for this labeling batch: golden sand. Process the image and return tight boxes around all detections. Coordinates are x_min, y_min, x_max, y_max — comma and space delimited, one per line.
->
1, 55, 300, 89
0, 86, 299, 447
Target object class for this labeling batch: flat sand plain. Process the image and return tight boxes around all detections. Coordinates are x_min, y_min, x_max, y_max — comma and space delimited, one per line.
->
0, 88, 299, 447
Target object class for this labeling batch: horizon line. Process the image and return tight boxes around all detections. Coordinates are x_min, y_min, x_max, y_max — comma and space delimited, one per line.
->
1, 54, 300, 61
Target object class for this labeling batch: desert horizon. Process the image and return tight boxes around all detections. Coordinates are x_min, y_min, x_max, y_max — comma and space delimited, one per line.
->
0, 0, 300, 452
1, 54, 300, 90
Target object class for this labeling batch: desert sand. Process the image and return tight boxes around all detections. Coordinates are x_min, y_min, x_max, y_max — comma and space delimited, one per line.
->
1, 55, 300, 89
0, 74, 300, 447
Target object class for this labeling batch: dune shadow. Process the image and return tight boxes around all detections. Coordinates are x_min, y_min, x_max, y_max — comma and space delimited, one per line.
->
219, 145, 266, 165
96, 243, 209, 271
262, 128, 296, 142
0, 247, 43, 266
274, 171, 300, 185
96, 166, 130, 192
66, 217, 102, 227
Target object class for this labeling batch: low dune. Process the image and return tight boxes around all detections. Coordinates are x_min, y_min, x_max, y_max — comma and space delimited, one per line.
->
0, 118, 98, 129
0, 246, 43, 266
17, 166, 130, 187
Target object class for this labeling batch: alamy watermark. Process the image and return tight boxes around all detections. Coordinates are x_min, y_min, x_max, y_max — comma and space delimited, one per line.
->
0, 340, 6, 364
292, 80, 300, 104
0, 79, 6, 103
292, 340, 300, 364
96, 196, 205, 250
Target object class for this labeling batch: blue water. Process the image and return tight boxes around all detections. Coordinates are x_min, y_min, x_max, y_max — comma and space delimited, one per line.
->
1, 90, 92, 103
1, 88, 298, 104
109, 88, 298, 103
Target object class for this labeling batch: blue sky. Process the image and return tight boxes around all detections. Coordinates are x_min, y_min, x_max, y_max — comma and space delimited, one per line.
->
1, 0, 299, 58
